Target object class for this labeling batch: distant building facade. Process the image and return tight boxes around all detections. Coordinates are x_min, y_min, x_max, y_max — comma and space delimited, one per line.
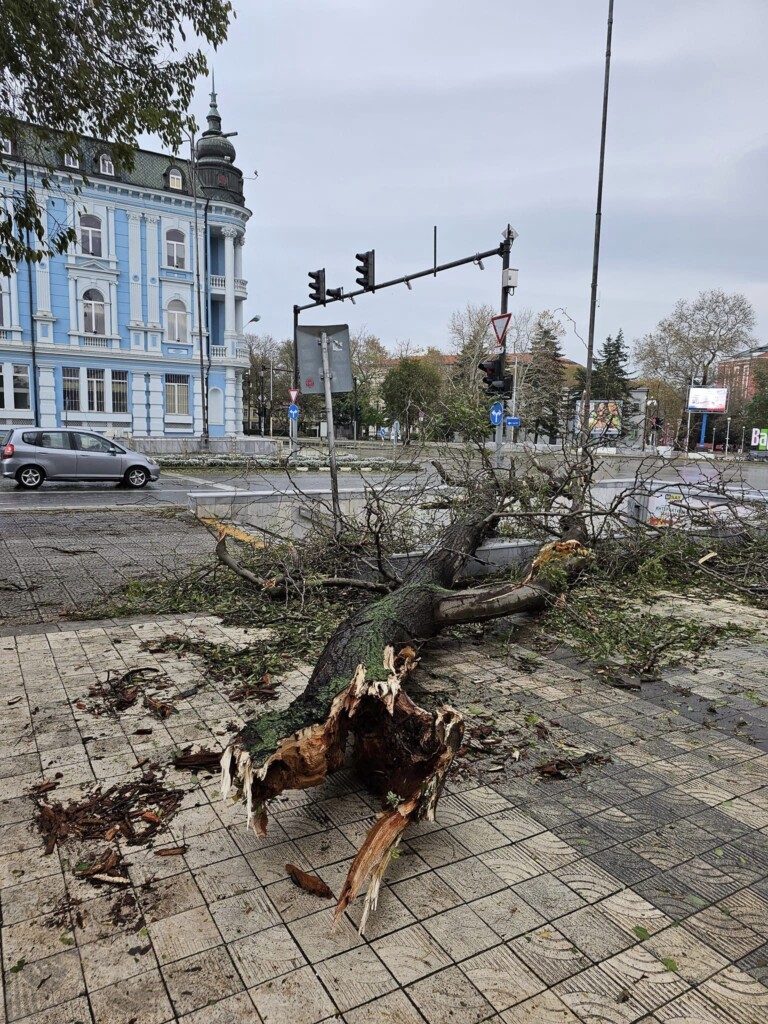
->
0, 88, 251, 437
717, 344, 768, 406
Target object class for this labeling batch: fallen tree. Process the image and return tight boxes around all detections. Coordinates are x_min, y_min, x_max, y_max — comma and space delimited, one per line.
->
220, 473, 592, 930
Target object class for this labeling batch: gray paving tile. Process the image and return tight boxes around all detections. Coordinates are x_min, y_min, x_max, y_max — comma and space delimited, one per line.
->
250, 965, 336, 1024
407, 965, 494, 1024
372, 923, 452, 985
511, 873, 587, 920
316, 945, 398, 1011
162, 946, 244, 1017
422, 904, 501, 962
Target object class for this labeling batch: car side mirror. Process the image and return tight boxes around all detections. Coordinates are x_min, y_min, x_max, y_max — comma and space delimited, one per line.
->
108, 446, 120, 455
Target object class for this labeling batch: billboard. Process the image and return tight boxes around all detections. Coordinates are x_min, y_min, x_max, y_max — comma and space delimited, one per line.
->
687, 387, 728, 413
588, 400, 623, 437
752, 428, 768, 451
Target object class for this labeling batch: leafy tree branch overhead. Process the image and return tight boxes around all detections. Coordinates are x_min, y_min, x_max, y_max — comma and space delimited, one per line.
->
0, 0, 234, 276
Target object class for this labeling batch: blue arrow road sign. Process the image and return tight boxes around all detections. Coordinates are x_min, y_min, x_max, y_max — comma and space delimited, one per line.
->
505, 416, 521, 428
490, 402, 504, 426
288, 403, 300, 421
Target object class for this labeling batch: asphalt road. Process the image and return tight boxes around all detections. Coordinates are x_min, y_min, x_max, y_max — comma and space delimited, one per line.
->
0, 467, 422, 512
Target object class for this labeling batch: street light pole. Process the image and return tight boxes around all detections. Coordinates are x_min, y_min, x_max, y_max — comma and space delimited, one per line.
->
725, 417, 731, 458
582, 0, 615, 440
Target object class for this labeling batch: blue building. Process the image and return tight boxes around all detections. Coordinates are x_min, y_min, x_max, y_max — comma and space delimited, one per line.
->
0, 88, 251, 438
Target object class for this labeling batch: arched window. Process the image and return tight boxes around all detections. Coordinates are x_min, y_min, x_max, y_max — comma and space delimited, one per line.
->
167, 299, 188, 343
99, 154, 114, 175
166, 228, 185, 269
168, 169, 183, 190
83, 288, 106, 335
80, 214, 102, 257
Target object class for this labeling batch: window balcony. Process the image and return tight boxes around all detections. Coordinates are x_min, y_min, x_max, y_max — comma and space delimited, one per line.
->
210, 345, 227, 359
81, 334, 113, 348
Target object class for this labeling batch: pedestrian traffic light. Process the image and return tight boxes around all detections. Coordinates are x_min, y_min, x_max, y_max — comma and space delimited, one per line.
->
308, 269, 326, 304
650, 416, 663, 429
355, 250, 375, 291
478, 356, 504, 395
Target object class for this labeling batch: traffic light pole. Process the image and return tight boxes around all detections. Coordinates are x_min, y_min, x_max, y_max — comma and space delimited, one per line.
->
291, 305, 300, 457
495, 228, 513, 469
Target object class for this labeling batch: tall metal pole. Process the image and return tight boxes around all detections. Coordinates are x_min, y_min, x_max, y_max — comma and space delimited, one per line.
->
582, 0, 615, 439
495, 226, 512, 468
190, 134, 209, 446
23, 161, 40, 427
320, 332, 342, 538
291, 305, 299, 456
725, 417, 731, 457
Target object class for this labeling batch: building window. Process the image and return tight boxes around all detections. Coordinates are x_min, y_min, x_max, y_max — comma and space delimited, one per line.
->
87, 368, 105, 412
1, 139, 11, 156
112, 370, 129, 413
82, 288, 106, 335
99, 154, 114, 175
13, 365, 30, 410
166, 228, 185, 269
165, 373, 190, 415
63, 367, 80, 411
166, 299, 188, 343
168, 169, 183, 190
80, 214, 102, 257
64, 151, 79, 169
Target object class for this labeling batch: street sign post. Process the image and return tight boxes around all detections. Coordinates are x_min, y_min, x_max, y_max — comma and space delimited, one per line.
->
490, 402, 504, 426
288, 404, 300, 421
505, 416, 520, 428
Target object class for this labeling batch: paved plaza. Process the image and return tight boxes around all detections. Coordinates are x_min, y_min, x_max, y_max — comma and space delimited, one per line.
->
1, 592, 768, 1023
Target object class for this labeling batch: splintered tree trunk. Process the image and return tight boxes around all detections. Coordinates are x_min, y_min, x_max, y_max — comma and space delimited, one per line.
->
221, 503, 589, 931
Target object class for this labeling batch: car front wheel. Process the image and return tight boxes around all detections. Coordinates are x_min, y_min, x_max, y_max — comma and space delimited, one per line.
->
125, 467, 149, 489
17, 466, 45, 490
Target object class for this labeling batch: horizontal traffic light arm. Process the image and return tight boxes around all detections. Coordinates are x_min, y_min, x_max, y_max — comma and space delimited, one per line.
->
295, 240, 506, 313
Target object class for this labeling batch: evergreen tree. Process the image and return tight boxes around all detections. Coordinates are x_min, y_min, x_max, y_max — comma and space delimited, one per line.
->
580, 330, 633, 400
521, 312, 566, 442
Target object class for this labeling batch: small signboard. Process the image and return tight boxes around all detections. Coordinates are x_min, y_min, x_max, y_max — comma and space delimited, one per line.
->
505, 416, 521, 428
288, 404, 300, 421
490, 313, 512, 345
752, 427, 768, 451
490, 402, 504, 426
296, 325, 353, 394
688, 387, 728, 413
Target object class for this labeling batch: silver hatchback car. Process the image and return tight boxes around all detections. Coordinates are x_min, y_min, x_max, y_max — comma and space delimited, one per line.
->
1, 428, 160, 489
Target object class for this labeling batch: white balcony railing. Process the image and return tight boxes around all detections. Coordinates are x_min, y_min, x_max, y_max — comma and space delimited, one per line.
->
82, 335, 110, 348
209, 275, 247, 295
210, 345, 226, 358
236, 344, 249, 359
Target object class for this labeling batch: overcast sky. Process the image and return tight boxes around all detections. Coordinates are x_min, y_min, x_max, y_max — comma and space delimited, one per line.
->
188, 0, 768, 363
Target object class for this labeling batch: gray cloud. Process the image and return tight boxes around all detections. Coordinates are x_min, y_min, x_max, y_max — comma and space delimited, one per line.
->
194, 0, 768, 359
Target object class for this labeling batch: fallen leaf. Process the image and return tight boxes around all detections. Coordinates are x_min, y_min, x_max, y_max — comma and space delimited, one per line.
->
285, 864, 333, 899
713, 848, 724, 857
662, 958, 678, 972
10, 959, 26, 973
633, 925, 651, 941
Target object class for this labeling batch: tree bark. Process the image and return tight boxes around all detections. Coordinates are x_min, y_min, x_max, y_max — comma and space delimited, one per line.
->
220, 503, 589, 931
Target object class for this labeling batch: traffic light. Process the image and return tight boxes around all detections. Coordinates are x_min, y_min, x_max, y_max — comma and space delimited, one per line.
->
650, 416, 663, 429
308, 269, 326, 304
478, 356, 504, 395
326, 286, 343, 301
355, 250, 375, 291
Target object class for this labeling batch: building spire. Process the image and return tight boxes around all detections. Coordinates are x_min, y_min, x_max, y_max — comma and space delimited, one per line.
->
207, 71, 221, 133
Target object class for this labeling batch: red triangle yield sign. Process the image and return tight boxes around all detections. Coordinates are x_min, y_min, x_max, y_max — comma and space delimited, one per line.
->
289, 388, 300, 403
490, 313, 512, 344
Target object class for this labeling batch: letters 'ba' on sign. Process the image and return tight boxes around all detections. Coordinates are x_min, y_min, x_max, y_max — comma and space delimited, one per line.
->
752, 428, 768, 451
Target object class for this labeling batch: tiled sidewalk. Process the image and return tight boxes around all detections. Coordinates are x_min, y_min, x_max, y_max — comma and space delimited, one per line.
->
1, 614, 768, 1024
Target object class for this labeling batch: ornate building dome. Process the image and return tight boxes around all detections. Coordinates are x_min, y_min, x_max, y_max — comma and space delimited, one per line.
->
194, 79, 245, 205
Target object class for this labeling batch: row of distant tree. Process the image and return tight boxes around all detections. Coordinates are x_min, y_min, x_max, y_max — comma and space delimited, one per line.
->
245, 288, 764, 445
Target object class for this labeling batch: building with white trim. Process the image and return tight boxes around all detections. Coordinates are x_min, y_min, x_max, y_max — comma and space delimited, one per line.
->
0, 87, 251, 437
